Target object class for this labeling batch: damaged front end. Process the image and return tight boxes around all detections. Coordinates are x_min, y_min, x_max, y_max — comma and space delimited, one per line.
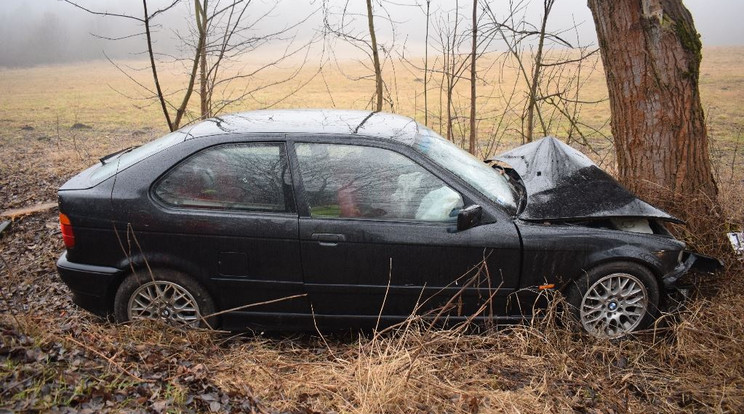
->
491, 137, 680, 223
663, 251, 723, 290
492, 137, 723, 307
662, 251, 724, 311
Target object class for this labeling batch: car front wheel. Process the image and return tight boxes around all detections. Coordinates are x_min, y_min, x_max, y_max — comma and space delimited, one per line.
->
566, 262, 660, 339
114, 269, 216, 329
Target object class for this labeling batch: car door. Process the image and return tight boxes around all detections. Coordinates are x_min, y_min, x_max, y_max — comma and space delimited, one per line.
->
290, 139, 521, 326
117, 139, 308, 327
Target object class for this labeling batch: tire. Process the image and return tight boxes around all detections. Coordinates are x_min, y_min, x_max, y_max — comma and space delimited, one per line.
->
114, 268, 217, 329
565, 261, 660, 339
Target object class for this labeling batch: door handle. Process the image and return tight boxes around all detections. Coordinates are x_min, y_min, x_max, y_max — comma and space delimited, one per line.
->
311, 233, 346, 246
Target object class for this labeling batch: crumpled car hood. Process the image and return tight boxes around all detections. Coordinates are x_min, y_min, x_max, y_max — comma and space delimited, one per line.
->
490, 137, 681, 223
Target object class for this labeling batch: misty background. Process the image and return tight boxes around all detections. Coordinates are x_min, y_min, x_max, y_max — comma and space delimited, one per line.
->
0, 0, 742, 68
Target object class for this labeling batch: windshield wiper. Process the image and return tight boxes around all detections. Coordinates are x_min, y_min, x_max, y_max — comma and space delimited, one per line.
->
100, 146, 138, 165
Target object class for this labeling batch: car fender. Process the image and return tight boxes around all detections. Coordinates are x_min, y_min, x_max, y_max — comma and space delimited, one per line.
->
579, 246, 669, 284
112, 252, 216, 299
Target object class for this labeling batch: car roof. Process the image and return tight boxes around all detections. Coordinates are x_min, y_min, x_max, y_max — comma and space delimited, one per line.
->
182, 109, 421, 145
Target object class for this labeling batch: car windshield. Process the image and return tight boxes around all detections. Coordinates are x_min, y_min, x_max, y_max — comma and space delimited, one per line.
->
413, 125, 518, 213
90, 129, 188, 183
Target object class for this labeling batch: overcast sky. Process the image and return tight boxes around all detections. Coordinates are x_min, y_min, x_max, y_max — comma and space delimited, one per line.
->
524, 0, 744, 47
0, 0, 741, 67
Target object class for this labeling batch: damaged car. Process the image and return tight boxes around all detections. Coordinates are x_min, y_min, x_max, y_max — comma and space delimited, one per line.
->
56, 109, 719, 339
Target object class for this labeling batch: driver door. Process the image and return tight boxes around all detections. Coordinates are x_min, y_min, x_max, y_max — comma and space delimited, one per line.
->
292, 140, 521, 325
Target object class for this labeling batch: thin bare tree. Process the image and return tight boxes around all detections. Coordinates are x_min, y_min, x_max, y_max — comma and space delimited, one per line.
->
424, 0, 431, 125
469, 0, 478, 154
429, 0, 470, 142
182, 0, 319, 120
366, 0, 384, 111
481, 0, 602, 146
65, 0, 317, 131
322, 0, 398, 112
64, 0, 183, 130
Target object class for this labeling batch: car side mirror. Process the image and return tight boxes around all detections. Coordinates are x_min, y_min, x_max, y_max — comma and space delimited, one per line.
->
457, 205, 482, 231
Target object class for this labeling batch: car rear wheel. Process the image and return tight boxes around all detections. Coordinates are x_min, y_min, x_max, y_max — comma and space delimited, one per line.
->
114, 269, 216, 329
566, 262, 659, 339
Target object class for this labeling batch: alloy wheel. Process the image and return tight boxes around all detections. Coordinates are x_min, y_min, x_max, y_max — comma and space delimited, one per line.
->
128, 280, 202, 326
579, 273, 649, 338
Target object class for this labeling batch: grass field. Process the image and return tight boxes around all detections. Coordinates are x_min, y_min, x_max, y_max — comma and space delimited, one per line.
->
1, 46, 742, 138
0, 47, 743, 413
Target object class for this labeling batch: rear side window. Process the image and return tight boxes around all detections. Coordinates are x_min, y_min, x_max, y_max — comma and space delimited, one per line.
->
90, 130, 187, 184
154, 143, 292, 212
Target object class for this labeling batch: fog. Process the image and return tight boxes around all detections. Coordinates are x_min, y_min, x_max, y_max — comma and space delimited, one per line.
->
0, 0, 741, 68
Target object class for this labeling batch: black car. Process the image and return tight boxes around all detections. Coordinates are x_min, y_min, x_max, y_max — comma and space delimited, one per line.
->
56, 109, 716, 338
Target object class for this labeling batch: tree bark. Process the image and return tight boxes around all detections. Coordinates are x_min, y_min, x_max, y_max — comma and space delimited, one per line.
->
366, 0, 383, 112
588, 0, 725, 252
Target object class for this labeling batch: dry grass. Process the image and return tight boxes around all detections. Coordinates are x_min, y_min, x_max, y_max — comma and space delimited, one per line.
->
6, 282, 743, 412
1, 47, 743, 413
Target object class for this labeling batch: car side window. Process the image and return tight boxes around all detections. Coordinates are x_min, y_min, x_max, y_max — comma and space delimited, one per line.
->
154, 143, 292, 212
296, 143, 463, 222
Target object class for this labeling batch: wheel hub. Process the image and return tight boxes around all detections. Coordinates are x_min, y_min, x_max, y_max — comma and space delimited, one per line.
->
128, 280, 201, 326
579, 273, 649, 338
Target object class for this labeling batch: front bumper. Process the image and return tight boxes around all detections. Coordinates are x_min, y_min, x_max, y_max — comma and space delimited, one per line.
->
661, 251, 723, 311
57, 251, 123, 316
662, 251, 724, 290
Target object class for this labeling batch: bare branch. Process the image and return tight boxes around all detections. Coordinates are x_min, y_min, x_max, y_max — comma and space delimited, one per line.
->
62, 0, 144, 22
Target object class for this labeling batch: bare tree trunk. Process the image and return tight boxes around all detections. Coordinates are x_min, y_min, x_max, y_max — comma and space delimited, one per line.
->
438, 57, 444, 135
366, 0, 383, 112
446, 0, 459, 142
468, 0, 477, 155
173, 0, 206, 130
525, 0, 553, 142
142, 0, 173, 131
424, 0, 431, 125
197, 0, 209, 119
589, 0, 725, 252
445, 44, 453, 142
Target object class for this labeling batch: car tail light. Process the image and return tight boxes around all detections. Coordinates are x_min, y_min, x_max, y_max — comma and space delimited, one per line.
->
59, 213, 75, 249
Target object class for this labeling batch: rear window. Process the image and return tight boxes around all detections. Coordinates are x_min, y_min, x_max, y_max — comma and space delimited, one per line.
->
153, 143, 291, 212
89, 130, 187, 183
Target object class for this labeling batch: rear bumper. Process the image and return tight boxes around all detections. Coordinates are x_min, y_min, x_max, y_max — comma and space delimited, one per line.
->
57, 251, 123, 316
